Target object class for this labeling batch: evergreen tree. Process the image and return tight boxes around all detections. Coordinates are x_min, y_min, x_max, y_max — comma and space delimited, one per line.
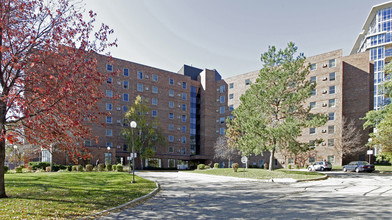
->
226, 42, 327, 171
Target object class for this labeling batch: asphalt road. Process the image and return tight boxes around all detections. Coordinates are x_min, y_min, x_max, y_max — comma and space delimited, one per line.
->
99, 171, 392, 219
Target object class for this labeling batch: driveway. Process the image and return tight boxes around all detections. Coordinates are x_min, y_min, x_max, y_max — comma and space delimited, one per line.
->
99, 171, 392, 219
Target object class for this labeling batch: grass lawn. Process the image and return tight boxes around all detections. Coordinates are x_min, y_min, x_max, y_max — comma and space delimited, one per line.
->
375, 165, 392, 172
0, 172, 156, 219
190, 168, 324, 180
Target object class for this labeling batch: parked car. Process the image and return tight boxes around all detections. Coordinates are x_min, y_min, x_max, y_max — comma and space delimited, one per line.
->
343, 161, 374, 173
307, 161, 332, 171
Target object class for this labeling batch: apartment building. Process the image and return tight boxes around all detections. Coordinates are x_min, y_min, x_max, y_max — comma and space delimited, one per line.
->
352, 1, 392, 110
85, 54, 230, 169
225, 50, 373, 166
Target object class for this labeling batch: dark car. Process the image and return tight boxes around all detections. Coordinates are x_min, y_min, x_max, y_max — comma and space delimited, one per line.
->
343, 161, 374, 173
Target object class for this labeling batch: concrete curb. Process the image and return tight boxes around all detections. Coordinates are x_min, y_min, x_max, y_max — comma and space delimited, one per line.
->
79, 181, 161, 219
296, 174, 328, 182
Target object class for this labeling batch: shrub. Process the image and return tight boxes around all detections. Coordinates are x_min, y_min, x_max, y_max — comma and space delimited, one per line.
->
77, 165, 84, 172
86, 164, 93, 172
15, 166, 23, 173
29, 162, 50, 171
116, 164, 124, 172
98, 164, 105, 171
66, 165, 72, 172
214, 163, 219, 168
232, 163, 239, 172
45, 167, 51, 172
4, 166, 8, 173
288, 164, 292, 169
295, 165, 300, 169
106, 164, 113, 171
113, 164, 117, 171
197, 164, 205, 170
264, 162, 269, 170
72, 165, 78, 172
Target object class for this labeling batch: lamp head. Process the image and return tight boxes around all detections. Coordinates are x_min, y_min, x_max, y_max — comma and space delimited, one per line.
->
130, 121, 137, 128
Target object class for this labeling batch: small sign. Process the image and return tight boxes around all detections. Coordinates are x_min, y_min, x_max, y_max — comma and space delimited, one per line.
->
241, 156, 248, 164
367, 150, 373, 155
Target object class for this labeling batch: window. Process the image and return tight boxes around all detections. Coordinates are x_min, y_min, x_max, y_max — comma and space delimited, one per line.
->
310, 102, 316, 109
106, 116, 112, 124
182, 104, 186, 111
182, 126, 186, 133
309, 140, 315, 147
311, 89, 316, 96
329, 72, 336, 81
137, 71, 143, 79
220, 127, 225, 135
329, 86, 335, 94
182, 82, 187, 89
137, 83, 143, 92
169, 124, 174, 130
328, 155, 335, 163
123, 68, 129, 76
310, 76, 316, 83
181, 137, 186, 144
169, 101, 174, 108
123, 81, 129, 89
229, 105, 234, 111
152, 74, 158, 82
123, 93, 129, 102
328, 125, 334, 134
169, 136, 174, 142
168, 159, 176, 167
220, 106, 225, 114
169, 78, 174, 85
310, 63, 317, 70
107, 77, 112, 83
229, 94, 234, 99
328, 112, 335, 121
328, 139, 334, 147
152, 110, 157, 117
220, 85, 225, 93
309, 157, 315, 163
152, 98, 157, 105
168, 146, 174, 153
329, 99, 336, 107
288, 158, 294, 164
123, 106, 128, 112
220, 117, 225, 123
106, 103, 112, 111
152, 86, 158, 94
329, 59, 336, 68
182, 93, 187, 100
169, 113, 174, 119
106, 90, 113, 98
106, 64, 113, 71
181, 148, 186, 155
106, 129, 112, 136
220, 96, 225, 103
229, 83, 234, 89
106, 142, 112, 148
245, 79, 250, 85
310, 127, 316, 134
84, 140, 91, 147
169, 90, 174, 97
182, 115, 186, 122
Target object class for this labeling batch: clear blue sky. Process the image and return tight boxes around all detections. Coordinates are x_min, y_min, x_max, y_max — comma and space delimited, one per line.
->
84, 0, 389, 78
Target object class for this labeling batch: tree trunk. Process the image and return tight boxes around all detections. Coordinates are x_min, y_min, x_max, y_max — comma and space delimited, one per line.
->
228, 159, 231, 168
269, 148, 275, 171
0, 138, 7, 198
139, 149, 143, 170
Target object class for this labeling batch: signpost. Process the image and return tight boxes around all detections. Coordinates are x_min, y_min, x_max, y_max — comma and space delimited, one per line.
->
367, 150, 373, 164
241, 156, 248, 177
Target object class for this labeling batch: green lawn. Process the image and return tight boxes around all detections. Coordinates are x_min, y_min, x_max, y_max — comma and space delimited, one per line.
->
375, 165, 392, 172
0, 172, 156, 219
190, 168, 324, 180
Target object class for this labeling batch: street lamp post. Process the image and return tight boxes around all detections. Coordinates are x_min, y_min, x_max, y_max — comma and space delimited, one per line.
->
13, 145, 17, 169
130, 121, 137, 183
107, 146, 111, 165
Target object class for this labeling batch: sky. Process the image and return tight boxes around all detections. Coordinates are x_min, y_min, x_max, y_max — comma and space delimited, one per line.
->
83, 0, 390, 78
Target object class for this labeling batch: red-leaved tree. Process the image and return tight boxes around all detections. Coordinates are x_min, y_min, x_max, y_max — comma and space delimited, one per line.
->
0, 0, 116, 197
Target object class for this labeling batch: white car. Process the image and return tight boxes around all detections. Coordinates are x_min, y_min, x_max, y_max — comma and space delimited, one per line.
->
308, 161, 332, 171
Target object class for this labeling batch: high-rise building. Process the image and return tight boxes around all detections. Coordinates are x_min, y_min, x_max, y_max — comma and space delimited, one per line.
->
351, 1, 392, 110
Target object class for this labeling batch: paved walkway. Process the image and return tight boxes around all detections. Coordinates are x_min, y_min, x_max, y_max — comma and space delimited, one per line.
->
99, 171, 392, 219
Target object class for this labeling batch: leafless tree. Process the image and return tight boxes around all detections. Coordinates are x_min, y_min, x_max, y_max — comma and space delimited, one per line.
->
214, 136, 239, 168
